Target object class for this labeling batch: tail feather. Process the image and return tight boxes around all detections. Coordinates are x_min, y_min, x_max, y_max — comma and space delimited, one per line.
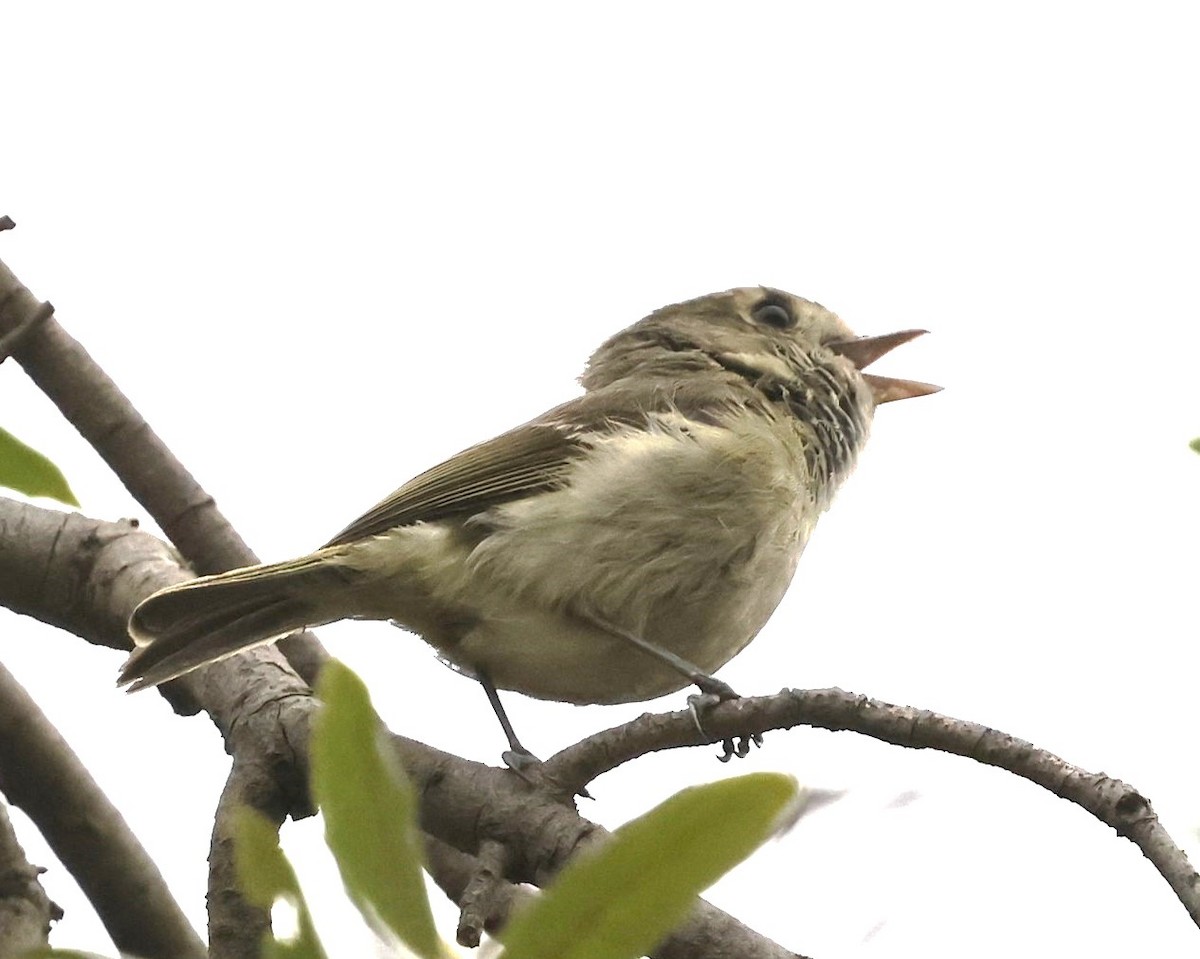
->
121, 554, 354, 689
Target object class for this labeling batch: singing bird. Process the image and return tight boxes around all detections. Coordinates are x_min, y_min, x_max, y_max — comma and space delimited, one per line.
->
121, 287, 937, 760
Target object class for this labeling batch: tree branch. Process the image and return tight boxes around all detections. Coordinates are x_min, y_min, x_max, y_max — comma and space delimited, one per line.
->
0, 254, 327, 688
0, 658, 204, 959
208, 761, 290, 959
423, 835, 531, 948
543, 687, 1200, 926
0, 800, 60, 959
8, 490, 1200, 949
0, 299, 54, 365
0, 253, 806, 954
0, 495, 800, 958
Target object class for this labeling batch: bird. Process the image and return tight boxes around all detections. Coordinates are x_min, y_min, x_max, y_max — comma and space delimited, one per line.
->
120, 286, 937, 762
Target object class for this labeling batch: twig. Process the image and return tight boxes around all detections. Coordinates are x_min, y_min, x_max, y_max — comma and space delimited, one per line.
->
423, 836, 527, 947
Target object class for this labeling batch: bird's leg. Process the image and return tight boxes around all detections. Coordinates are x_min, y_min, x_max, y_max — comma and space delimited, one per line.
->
478, 673, 541, 773
589, 617, 762, 761
479, 674, 594, 798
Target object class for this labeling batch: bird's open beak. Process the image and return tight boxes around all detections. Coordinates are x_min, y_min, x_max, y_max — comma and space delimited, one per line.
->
826, 329, 941, 404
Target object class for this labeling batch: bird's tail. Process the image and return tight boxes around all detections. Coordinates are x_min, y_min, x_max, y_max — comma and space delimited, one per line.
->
120, 551, 357, 690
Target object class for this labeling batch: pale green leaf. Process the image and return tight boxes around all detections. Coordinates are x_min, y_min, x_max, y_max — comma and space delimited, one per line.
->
0, 426, 79, 506
500, 772, 800, 959
312, 661, 444, 959
233, 806, 328, 959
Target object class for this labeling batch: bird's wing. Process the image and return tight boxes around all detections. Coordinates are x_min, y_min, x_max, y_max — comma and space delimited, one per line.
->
321, 372, 748, 548
321, 418, 586, 547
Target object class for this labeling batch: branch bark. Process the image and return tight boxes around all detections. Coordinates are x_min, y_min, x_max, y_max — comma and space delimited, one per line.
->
0, 655, 204, 959
0, 800, 59, 959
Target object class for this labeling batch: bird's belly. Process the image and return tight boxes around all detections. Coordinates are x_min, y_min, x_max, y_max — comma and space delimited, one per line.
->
444, 420, 814, 703
444, 570, 789, 705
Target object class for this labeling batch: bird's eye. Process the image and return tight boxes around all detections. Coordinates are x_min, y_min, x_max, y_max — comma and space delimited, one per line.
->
752, 301, 795, 330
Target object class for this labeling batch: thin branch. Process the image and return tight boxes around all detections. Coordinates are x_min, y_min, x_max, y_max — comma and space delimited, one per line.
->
0, 254, 327, 686
424, 836, 529, 948
0, 659, 204, 959
543, 687, 1200, 926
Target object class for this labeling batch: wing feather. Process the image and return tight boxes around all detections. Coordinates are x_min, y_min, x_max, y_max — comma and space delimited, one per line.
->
322, 420, 583, 547
321, 373, 750, 549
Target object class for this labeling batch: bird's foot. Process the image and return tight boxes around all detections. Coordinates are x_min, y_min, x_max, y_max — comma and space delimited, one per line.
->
502, 746, 592, 799
687, 679, 764, 762
501, 746, 543, 776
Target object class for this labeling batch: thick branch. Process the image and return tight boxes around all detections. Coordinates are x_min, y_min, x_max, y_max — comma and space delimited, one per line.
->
0, 498, 309, 956
0, 659, 204, 959
0, 254, 326, 686
1, 495, 798, 959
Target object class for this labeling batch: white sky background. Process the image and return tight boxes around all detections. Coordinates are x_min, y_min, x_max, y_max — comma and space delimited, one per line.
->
3, 4, 1199, 956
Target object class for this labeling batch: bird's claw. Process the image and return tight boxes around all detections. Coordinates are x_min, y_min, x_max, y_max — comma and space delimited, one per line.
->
716, 732, 764, 763
688, 685, 764, 761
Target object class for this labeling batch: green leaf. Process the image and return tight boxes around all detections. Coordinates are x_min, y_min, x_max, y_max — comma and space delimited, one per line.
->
1190, 437, 1200, 454
233, 806, 328, 959
0, 426, 79, 505
500, 772, 800, 959
312, 661, 444, 959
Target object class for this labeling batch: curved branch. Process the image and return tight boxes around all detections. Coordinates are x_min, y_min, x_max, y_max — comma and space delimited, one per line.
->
0, 254, 326, 686
543, 687, 1200, 926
